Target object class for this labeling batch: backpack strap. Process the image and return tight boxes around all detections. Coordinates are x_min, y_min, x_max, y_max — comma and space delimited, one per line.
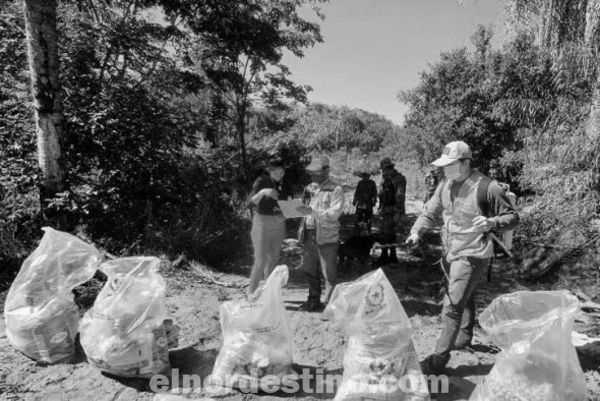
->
477, 175, 492, 218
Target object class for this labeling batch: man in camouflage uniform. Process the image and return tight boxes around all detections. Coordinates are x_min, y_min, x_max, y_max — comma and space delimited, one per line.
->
377, 158, 407, 264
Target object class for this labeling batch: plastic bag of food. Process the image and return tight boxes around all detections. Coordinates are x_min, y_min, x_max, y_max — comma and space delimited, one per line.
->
470, 290, 586, 401
210, 265, 295, 390
323, 269, 430, 401
4, 227, 103, 363
80, 256, 176, 378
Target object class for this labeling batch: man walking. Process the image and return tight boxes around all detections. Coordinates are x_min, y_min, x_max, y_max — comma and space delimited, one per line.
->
296, 156, 345, 311
406, 141, 519, 374
377, 157, 406, 265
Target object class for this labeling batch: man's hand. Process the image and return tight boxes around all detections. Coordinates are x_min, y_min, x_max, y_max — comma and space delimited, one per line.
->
406, 233, 420, 247
296, 205, 312, 215
472, 215, 495, 232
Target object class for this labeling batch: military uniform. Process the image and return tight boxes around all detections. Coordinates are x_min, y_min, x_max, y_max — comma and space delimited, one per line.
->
377, 158, 406, 264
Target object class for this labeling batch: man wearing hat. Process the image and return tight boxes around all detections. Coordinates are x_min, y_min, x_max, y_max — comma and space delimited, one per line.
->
352, 170, 377, 234
296, 155, 345, 311
377, 157, 407, 264
406, 141, 519, 374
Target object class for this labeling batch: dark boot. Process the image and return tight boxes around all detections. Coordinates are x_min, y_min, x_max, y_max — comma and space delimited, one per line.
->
389, 247, 398, 263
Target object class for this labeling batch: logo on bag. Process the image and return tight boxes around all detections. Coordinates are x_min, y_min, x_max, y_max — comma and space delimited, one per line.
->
366, 284, 384, 308
50, 331, 68, 344
156, 337, 168, 348
364, 283, 386, 316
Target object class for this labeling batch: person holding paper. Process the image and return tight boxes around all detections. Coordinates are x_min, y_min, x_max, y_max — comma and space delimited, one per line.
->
246, 158, 292, 294
295, 155, 345, 311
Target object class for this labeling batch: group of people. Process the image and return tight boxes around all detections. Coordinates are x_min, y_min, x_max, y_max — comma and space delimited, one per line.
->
351, 157, 406, 264
245, 140, 519, 375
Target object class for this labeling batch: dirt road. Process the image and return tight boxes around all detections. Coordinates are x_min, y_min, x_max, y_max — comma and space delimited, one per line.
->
1, 200, 599, 401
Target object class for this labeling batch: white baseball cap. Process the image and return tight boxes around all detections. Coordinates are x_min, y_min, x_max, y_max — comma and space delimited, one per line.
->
431, 141, 472, 167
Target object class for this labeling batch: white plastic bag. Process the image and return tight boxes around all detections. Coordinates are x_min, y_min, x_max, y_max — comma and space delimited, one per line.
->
323, 269, 430, 401
4, 227, 103, 363
80, 256, 175, 378
210, 265, 295, 390
470, 290, 587, 401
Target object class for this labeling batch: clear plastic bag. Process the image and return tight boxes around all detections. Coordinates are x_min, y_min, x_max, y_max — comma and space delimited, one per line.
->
323, 269, 430, 401
80, 257, 175, 378
470, 290, 587, 401
4, 227, 103, 363
210, 265, 295, 389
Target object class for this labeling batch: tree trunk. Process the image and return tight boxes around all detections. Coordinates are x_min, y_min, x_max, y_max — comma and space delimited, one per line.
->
538, 0, 569, 49
585, 0, 600, 47
586, 0, 600, 143
589, 80, 600, 139
22, 0, 67, 208
238, 113, 247, 171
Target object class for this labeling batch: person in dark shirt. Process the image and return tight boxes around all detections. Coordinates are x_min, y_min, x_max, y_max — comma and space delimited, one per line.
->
352, 171, 377, 234
246, 158, 292, 294
377, 158, 407, 264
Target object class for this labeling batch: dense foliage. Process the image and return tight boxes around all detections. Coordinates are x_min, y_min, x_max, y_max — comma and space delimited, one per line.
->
0, 0, 325, 273
400, 22, 599, 248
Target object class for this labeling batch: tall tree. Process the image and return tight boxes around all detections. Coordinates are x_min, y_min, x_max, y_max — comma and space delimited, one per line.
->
163, 0, 326, 169
22, 0, 66, 207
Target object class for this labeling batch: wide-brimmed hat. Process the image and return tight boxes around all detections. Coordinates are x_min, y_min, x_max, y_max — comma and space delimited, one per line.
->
379, 157, 395, 170
431, 141, 472, 167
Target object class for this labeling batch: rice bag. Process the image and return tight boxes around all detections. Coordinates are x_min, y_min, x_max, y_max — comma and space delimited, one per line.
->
323, 268, 430, 401
210, 265, 295, 389
4, 227, 103, 363
470, 290, 587, 401
80, 256, 176, 378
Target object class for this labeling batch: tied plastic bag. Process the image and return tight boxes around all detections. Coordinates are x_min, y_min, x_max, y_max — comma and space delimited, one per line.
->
323, 269, 430, 401
470, 291, 587, 401
210, 265, 295, 389
80, 257, 176, 378
4, 227, 103, 363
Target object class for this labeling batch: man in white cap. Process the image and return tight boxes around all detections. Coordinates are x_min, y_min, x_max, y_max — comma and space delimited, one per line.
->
296, 155, 345, 311
406, 141, 519, 374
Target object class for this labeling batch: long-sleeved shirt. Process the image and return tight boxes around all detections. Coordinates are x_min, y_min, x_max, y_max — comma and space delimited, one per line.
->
353, 178, 377, 209
411, 170, 519, 260
302, 179, 345, 244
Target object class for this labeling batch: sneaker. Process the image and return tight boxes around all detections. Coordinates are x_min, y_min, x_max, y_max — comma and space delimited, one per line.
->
299, 299, 323, 312
420, 354, 448, 375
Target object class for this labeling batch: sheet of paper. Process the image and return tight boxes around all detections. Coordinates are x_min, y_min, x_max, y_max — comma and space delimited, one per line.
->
277, 199, 306, 219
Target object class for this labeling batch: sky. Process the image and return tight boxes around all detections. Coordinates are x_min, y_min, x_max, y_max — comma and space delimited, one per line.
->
282, 0, 505, 125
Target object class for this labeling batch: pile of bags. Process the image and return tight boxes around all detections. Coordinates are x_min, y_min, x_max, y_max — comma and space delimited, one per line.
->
4, 228, 179, 378
80, 257, 174, 377
211, 265, 295, 389
4, 228, 103, 363
470, 291, 587, 401
323, 269, 430, 401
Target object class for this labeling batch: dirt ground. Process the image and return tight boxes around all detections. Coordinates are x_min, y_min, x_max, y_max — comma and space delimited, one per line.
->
1, 199, 600, 401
